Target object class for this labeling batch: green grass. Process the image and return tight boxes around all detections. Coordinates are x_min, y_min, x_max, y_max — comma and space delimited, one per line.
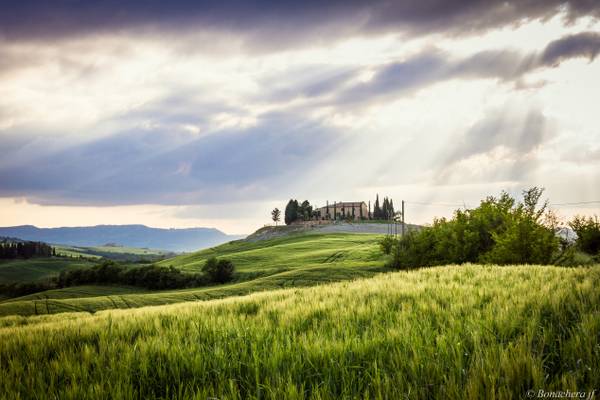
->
159, 233, 383, 273
0, 264, 598, 399
0, 263, 387, 316
0, 234, 385, 316
54, 244, 173, 261
52, 245, 103, 259
0, 258, 96, 283
0, 285, 149, 302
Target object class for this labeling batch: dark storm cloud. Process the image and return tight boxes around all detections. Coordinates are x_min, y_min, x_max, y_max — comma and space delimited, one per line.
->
0, 1, 598, 47
0, 112, 341, 205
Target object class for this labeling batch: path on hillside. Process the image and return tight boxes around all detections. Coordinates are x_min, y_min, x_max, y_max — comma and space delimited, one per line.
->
317, 223, 400, 234
245, 222, 420, 242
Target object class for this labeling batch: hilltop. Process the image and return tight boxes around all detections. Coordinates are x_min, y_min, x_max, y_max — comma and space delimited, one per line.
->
246, 221, 420, 242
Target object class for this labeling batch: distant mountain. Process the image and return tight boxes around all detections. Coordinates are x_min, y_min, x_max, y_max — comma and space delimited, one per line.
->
0, 225, 244, 253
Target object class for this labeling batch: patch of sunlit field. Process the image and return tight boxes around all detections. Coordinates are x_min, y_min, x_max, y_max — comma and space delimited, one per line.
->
1, 264, 598, 399
0, 258, 96, 283
158, 233, 383, 274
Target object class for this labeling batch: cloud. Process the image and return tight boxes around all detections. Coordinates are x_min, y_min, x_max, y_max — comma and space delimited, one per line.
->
433, 107, 556, 184
560, 143, 600, 164
449, 109, 553, 161
0, 1, 598, 50
337, 52, 448, 103
541, 31, 600, 65
0, 112, 341, 206
328, 31, 600, 107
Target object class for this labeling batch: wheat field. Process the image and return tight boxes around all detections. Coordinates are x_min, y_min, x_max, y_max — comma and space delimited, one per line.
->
1, 264, 598, 399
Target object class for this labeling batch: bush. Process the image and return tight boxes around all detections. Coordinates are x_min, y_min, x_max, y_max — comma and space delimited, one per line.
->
569, 215, 600, 255
202, 257, 235, 284
379, 236, 395, 255
388, 188, 560, 269
57, 261, 205, 290
552, 246, 597, 267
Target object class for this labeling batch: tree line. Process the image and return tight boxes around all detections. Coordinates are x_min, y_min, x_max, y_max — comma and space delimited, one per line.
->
277, 195, 398, 225
0, 257, 236, 298
381, 187, 600, 269
0, 240, 55, 259
372, 194, 395, 220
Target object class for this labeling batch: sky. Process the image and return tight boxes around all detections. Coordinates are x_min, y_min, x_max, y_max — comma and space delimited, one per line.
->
0, 1, 599, 235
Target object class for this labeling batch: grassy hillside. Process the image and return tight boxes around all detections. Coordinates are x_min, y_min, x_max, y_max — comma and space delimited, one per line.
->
0, 285, 149, 302
0, 264, 598, 399
54, 244, 173, 261
158, 233, 383, 273
0, 263, 386, 316
0, 258, 96, 283
0, 233, 385, 316
0, 243, 175, 285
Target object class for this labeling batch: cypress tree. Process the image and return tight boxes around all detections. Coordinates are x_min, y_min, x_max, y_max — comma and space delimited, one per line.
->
382, 197, 389, 219
284, 199, 299, 225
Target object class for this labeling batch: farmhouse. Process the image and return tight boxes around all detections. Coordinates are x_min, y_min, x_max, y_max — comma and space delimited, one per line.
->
315, 201, 369, 221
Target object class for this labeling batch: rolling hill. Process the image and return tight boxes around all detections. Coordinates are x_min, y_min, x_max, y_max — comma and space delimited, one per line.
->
0, 224, 243, 252
53, 244, 173, 261
0, 233, 387, 316
0, 243, 177, 285
0, 258, 97, 284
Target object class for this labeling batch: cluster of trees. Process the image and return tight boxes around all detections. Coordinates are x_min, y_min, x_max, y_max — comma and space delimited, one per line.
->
372, 195, 395, 220
0, 258, 236, 298
279, 195, 400, 225
382, 187, 563, 268
202, 257, 235, 283
284, 199, 314, 225
56, 262, 205, 290
0, 240, 54, 259
569, 215, 600, 255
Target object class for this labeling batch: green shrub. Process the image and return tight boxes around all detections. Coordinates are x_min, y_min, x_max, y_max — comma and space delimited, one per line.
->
570, 215, 600, 255
389, 187, 559, 268
202, 257, 235, 284
379, 235, 395, 255
552, 246, 596, 266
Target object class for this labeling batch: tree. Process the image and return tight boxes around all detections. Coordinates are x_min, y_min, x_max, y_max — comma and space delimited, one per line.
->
386, 187, 559, 269
382, 197, 390, 220
284, 199, 299, 225
479, 188, 555, 265
570, 215, 600, 255
299, 200, 313, 221
202, 257, 235, 284
0, 240, 53, 259
271, 208, 281, 226
374, 194, 381, 220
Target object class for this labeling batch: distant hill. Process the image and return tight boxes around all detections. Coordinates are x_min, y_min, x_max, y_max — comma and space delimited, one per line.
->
0, 225, 243, 253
